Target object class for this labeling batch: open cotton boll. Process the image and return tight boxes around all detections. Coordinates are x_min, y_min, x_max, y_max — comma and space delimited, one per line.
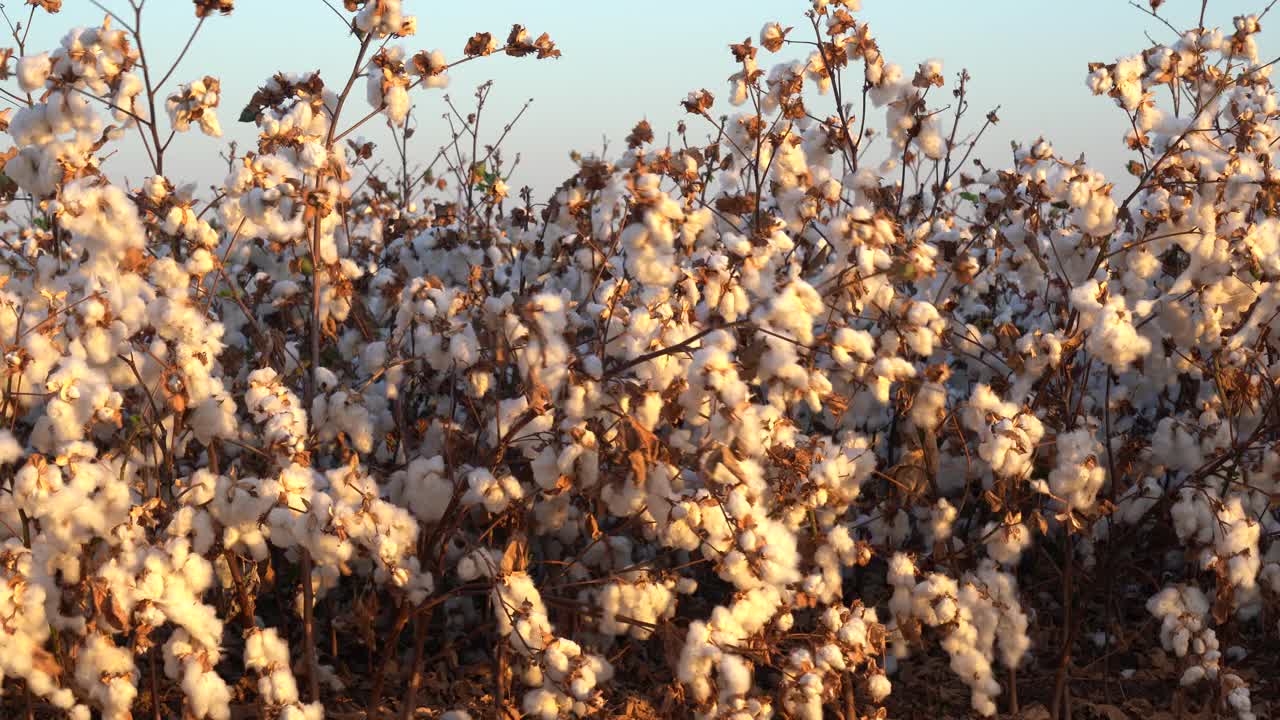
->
597, 577, 677, 639
57, 180, 147, 264
355, 0, 415, 38
245, 367, 309, 459
462, 466, 524, 513
983, 520, 1031, 566
1171, 490, 1262, 605
396, 455, 453, 523
17, 54, 53, 92
1224, 674, 1257, 720
1070, 280, 1151, 372
522, 688, 561, 720
962, 384, 1044, 479
1213, 497, 1261, 592
926, 498, 957, 545
911, 380, 947, 431
868, 673, 892, 702
74, 634, 139, 720
0, 430, 23, 464
166, 76, 223, 137
916, 114, 946, 160
410, 49, 450, 88
1046, 428, 1106, 513
718, 653, 753, 698
384, 84, 409, 125
886, 555, 1026, 716
367, 47, 412, 126
243, 627, 319, 711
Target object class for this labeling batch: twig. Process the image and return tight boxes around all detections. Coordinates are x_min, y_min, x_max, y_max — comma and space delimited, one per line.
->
155, 17, 206, 89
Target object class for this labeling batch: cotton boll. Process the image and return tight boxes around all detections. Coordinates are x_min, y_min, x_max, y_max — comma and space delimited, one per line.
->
984, 520, 1031, 566
963, 384, 1044, 479
166, 77, 223, 138
1046, 428, 1106, 513
397, 455, 453, 523
916, 115, 946, 160
356, 0, 414, 38
522, 688, 560, 719
598, 578, 677, 639
1070, 280, 1151, 372
57, 180, 147, 263
384, 85, 409, 125
926, 498, 957, 546
462, 466, 524, 513
718, 653, 753, 698
867, 672, 891, 702
411, 49, 450, 88
0, 430, 23, 464
74, 634, 139, 720
17, 53, 52, 92
761, 22, 786, 50
1170, 492, 1263, 604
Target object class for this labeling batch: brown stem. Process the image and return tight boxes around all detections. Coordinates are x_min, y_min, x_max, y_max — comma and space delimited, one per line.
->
495, 635, 508, 715
149, 645, 163, 720
224, 551, 267, 719
398, 608, 432, 720
842, 670, 857, 720
1051, 535, 1074, 720
367, 601, 411, 720
1009, 666, 1019, 716
131, 3, 166, 175
306, 36, 373, 409
300, 550, 320, 704
18, 507, 35, 720
224, 552, 256, 624
600, 320, 747, 380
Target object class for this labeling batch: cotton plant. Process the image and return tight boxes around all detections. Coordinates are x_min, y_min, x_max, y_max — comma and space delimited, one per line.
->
1149, 584, 1257, 720
887, 554, 1029, 716
458, 549, 614, 719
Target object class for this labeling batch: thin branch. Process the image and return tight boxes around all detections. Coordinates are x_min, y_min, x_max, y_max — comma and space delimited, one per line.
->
155, 17, 206, 89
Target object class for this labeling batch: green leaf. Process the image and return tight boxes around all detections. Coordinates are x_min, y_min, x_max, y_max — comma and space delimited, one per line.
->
471, 161, 495, 191
959, 191, 979, 203
299, 257, 313, 276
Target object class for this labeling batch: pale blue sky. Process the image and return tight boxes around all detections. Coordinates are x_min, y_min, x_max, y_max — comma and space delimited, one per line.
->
17, 1, 1279, 199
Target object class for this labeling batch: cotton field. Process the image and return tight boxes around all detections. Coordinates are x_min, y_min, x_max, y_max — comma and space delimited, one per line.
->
0, 0, 1278, 718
